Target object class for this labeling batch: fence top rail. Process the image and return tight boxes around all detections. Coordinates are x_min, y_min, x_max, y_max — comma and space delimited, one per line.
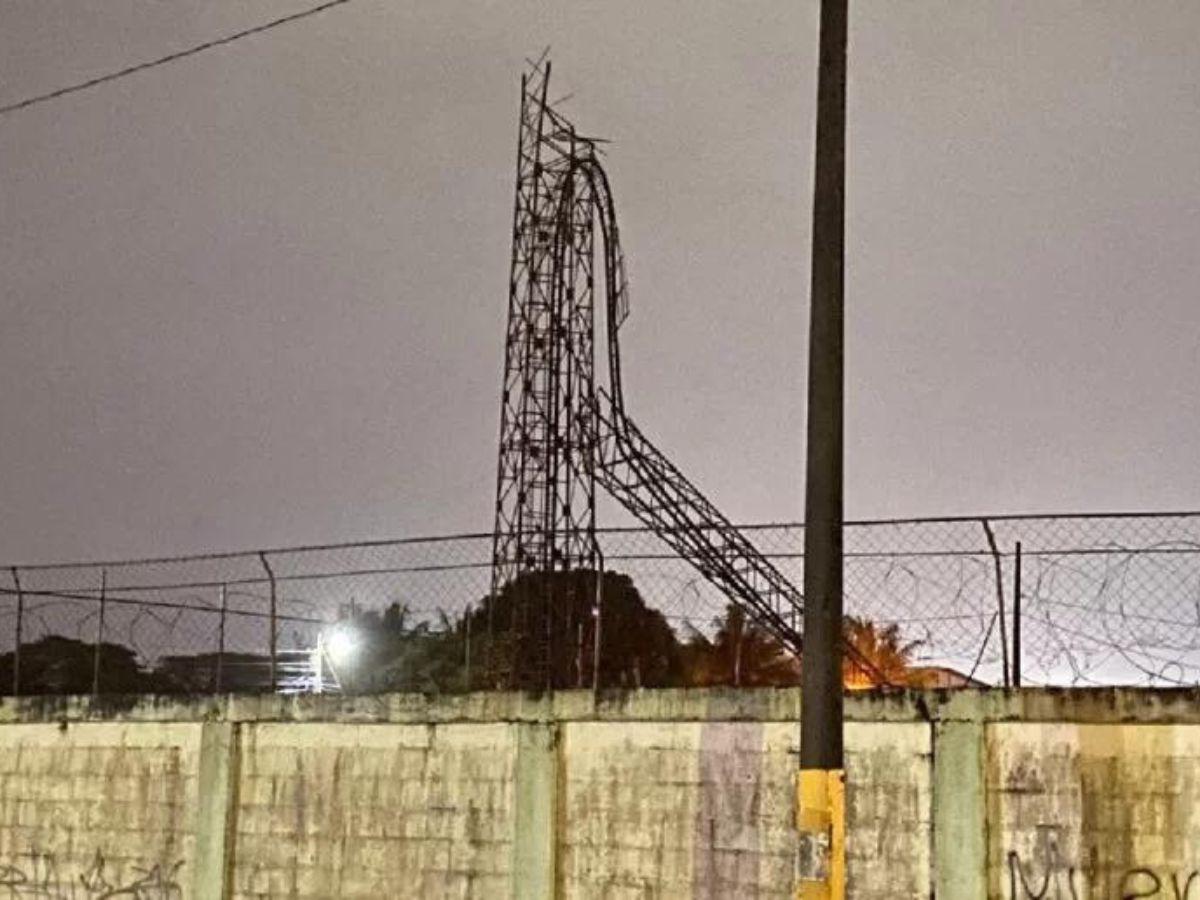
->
5, 509, 1200, 572
4, 530, 495, 572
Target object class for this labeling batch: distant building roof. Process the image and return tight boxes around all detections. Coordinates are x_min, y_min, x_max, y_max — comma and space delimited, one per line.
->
905, 665, 987, 689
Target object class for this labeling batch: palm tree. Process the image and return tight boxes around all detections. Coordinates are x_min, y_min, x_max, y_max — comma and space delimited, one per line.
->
682, 605, 801, 687
842, 616, 921, 688
680, 607, 921, 690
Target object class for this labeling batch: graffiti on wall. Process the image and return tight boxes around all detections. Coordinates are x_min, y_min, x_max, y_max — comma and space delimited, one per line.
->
1008, 825, 1199, 899
0, 850, 182, 899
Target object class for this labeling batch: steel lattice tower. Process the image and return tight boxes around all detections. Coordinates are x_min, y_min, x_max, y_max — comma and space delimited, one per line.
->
489, 61, 600, 688
487, 60, 882, 691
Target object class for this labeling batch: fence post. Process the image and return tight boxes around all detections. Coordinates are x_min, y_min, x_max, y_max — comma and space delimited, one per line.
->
1012, 542, 1022, 688
92, 568, 107, 696
464, 602, 473, 692
258, 552, 277, 691
10, 567, 23, 696
592, 551, 604, 692
215, 583, 228, 693
981, 519, 1010, 687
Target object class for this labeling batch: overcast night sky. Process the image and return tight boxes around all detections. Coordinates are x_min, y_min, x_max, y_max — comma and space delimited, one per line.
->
1, 1, 1198, 565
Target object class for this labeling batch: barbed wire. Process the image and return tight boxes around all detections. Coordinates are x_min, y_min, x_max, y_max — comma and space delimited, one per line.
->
2, 512, 1198, 694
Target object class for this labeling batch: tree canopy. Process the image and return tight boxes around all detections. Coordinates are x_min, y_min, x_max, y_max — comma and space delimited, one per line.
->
463, 569, 682, 691
1, 571, 944, 696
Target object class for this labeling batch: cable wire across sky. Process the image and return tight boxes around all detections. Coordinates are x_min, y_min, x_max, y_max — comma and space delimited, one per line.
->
0, 0, 355, 118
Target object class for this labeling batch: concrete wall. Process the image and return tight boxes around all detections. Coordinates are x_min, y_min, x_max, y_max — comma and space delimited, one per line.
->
232, 723, 514, 898
988, 723, 1200, 898
554, 720, 929, 898
2, 689, 1200, 898
0, 721, 201, 896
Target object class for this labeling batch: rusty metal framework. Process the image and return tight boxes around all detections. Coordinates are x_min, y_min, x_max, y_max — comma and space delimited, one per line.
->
489, 59, 806, 688
488, 61, 602, 687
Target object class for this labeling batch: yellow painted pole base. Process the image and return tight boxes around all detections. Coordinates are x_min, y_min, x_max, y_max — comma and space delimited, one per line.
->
795, 768, 845, 900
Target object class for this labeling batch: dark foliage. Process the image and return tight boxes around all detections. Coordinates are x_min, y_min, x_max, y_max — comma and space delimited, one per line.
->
681, 605, 801, 688
0, 635, 152, 695
0, 574, 927, 697
467, 569, 682, 691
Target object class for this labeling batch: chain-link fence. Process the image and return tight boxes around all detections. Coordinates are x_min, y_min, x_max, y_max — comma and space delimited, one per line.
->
2, 512, 1199, 695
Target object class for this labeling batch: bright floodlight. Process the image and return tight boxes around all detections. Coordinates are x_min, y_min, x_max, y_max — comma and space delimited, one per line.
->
324, 625, 358, 669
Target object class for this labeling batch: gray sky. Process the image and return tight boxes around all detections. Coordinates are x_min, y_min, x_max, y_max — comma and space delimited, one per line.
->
1, 1, 1198, 565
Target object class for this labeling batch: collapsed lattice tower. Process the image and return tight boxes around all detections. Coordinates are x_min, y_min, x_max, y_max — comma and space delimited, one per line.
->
490, 60, 806, 689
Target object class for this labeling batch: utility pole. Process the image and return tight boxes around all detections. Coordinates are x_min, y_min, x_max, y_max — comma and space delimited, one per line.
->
797, 0, 847, 897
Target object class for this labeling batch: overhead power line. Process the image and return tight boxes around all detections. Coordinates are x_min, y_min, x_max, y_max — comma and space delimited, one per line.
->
0, 0, 354, 118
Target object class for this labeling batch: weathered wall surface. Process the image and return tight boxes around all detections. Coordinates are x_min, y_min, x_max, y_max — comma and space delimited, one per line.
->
556, 720, 929, 899
989, 723, 1200, 899
232, 723, 515, 898
844, 722, 932, 898
0, 721, 201, 895
1, 689, 1200, 898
